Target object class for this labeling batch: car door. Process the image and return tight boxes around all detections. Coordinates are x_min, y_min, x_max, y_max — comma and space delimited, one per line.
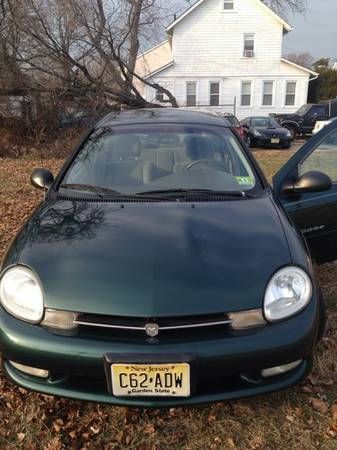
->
273, 119, 337, 264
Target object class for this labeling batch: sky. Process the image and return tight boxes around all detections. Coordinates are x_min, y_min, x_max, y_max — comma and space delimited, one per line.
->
284, 0, 337, 60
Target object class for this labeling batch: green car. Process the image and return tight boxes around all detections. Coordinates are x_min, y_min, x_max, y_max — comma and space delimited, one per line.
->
1, 109, 337, 407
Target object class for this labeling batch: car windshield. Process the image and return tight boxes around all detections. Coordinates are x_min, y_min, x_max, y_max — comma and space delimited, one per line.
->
295, 105, 311, 116
61, 124, 257, 196
251, 118, 279, 128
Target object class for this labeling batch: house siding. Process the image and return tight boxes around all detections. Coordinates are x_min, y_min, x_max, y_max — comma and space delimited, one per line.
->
137, 0, 314, 119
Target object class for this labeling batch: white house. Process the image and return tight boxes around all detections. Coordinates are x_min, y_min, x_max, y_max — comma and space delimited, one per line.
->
135, 0, 318, 119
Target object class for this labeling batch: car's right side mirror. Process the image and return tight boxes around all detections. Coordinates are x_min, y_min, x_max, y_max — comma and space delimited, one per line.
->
281, 170, 332, 196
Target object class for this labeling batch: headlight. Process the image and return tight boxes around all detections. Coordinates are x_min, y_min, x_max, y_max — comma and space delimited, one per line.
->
0, 266, 44, 323
286, 130, 292, 137
264, 266, 312, 322
253, 129, 262, 137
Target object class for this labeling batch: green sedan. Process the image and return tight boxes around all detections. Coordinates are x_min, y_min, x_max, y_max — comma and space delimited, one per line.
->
1, 109, 337, 406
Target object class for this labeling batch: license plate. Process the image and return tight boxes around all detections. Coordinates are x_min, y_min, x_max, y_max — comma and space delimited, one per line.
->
271, 138, 280, 144
111, 363, 190, 397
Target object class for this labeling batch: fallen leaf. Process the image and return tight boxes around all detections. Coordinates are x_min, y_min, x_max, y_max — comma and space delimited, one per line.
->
331, 405, 337, 421
309, 398, 329, 414
226, 437, 236, 448
17, 433, 25, 442
144, 424, 155, 434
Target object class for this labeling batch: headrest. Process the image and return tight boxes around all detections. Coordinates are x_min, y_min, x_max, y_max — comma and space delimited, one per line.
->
184, 135, 215, 160
110, 135, 141, 160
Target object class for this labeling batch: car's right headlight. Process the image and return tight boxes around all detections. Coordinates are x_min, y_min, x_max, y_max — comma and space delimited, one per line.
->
0, 266, 44, 323
253, 129, 262, 137
264, 266, 312, 322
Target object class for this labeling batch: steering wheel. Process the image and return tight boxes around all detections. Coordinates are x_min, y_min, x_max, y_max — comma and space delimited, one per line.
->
184, 159, 227, 172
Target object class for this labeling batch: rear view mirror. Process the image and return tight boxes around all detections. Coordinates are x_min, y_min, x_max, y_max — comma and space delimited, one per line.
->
31, 168, 54, 190
281, 171, 332, 196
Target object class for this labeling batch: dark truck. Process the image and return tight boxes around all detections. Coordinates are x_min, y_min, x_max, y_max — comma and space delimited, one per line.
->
271, 99, 337, 139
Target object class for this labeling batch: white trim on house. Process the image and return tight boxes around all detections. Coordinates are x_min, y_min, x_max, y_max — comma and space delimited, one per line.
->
256, 0, 292, 32
143, 61, 175, 79
261, 80, 275, 107
138, 40, 170, 59
281, 58, 318, 77
209, 80, 222, 106
283, 79, 298, 108
166, 0, 292, 33
240, 80, 254, 107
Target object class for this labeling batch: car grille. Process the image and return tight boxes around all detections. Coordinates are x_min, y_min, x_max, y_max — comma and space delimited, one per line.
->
74, 313, 232, 337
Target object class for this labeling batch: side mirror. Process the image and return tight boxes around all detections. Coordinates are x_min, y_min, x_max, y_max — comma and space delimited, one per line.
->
31, 168, 54, 190
282, 171, 332, 196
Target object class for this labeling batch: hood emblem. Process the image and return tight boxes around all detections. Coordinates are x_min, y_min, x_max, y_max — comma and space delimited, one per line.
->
145, 323, 159, 337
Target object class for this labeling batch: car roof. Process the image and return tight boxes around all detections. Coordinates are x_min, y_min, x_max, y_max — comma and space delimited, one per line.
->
97, 108, 230, 128
246, 116, 275, 120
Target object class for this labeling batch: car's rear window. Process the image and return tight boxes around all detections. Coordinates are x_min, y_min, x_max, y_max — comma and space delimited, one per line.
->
61, 124, 258, 195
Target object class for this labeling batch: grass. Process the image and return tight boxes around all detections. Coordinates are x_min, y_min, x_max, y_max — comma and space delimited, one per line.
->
0, 143, 337, 449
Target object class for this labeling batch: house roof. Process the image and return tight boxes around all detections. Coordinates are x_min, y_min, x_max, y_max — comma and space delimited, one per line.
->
281, 58, 319, 77
166, 0, 292, 33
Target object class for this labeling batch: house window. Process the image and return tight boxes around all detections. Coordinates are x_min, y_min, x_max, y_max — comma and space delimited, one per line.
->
223, 0, 234, 10
243, 34, 255, 57
241, 81, 252, 106
156, 90, 164, 102
210, 82, 220, 106
186, 82, 197, 106
262, 81, 274, 106
285, 81, 297, 106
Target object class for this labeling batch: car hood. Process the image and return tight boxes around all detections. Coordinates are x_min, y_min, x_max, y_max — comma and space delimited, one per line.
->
8, 197, 291, 317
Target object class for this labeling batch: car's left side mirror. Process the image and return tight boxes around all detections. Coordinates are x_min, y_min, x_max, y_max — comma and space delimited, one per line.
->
31, 168, 54, 190
281, 170, 332, 196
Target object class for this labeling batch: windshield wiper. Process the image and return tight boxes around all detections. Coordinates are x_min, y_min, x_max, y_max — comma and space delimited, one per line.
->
59, 184, 172, 200
136, 188, 255, 198
60, 184, 121, 198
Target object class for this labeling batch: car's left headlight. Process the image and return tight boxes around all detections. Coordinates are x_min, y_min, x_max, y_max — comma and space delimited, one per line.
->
286, 130, 292, 137
264, 266, 312, 322
0, 266, 44, 323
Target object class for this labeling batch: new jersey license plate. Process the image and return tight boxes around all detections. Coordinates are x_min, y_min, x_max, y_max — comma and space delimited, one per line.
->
111, 363, 190, 397
271, 138, 280, 144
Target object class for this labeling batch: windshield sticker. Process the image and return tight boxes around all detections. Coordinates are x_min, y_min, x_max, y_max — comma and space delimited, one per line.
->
236, 176, 254, 186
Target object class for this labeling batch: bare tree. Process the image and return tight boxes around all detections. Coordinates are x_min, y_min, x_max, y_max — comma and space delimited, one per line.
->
262, 0, 307, 14
285, 52, 314, 69
8, 0, 177, 108
0, 0, 27, 91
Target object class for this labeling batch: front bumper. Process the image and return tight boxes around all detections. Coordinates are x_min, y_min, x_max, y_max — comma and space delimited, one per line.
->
254, 136, 291, 147
0, 300, 319, 407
